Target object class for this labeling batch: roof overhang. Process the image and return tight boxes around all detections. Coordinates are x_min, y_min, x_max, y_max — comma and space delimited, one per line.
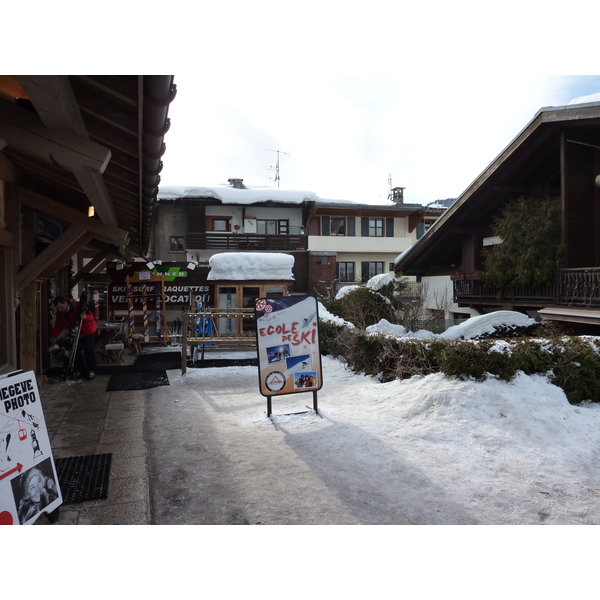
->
395, 102, 600, 275
0, 75, 176, 271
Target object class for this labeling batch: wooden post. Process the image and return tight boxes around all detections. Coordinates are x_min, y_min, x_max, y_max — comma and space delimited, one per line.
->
20, 281, 37, 373
181, 312, 188, 375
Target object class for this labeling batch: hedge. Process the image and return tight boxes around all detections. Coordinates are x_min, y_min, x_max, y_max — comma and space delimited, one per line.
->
318, 320, 600, 404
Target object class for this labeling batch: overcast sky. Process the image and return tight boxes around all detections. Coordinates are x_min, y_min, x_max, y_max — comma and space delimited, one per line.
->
14, 2, 600, 207
151, 3, 599, 205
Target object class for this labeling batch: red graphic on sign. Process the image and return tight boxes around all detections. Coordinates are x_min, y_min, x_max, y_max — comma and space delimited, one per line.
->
0, 511, 13, 525
0, 462, 23, 482
255, 299, 267, 311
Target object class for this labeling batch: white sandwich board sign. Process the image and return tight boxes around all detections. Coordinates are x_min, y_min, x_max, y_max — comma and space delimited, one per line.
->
1, 371, 62, 525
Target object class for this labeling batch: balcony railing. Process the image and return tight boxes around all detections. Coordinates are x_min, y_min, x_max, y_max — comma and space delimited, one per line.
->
453, 267, 600, 308
559, 268, 600, 306
186, 232, 308, 252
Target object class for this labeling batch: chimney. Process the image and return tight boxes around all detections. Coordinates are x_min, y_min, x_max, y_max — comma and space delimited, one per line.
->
228, 178, 244, 189
391, 187, 405, 204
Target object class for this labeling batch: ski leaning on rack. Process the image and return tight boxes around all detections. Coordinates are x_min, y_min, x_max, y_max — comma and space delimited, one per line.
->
60, 291, 88, 381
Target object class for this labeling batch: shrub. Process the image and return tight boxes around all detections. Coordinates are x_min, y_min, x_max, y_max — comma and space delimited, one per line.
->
318, 322, 600, 404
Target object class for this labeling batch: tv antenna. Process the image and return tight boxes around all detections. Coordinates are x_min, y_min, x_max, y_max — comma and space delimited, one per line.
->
267, 149, 290, 187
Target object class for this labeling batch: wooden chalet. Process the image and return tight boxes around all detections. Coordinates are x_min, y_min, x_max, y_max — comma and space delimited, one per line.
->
0, 75, 176, 378
395, 100, 600, 327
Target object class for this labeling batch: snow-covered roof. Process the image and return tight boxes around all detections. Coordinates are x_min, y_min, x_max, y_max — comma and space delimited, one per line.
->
157, 184, 358, 205
568, 92, 600, 105
206, 252, 295, 281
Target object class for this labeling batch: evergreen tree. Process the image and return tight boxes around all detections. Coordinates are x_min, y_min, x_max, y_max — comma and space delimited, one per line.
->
482, 196, 564, 290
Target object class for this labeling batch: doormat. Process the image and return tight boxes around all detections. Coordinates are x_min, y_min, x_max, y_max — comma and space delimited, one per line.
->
106, 369, 170, 391
134, 352, 182, 371
194, 358, 258, 368
54, 453, 112, 504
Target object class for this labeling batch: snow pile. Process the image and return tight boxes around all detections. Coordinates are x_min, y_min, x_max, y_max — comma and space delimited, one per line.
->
364, 311, 535, 341
366, 319, 435, 339
157, 184, 363, 205
366, 273, 394, 291
318, 302, 355, 328
438, 310, 535, 340
568, 92, 600, 105
207, 252, 294, 280
158, 184, 320, 204
335, 285, 360, 300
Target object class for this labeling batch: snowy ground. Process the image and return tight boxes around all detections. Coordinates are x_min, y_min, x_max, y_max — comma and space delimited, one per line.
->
166, 351, 600, 525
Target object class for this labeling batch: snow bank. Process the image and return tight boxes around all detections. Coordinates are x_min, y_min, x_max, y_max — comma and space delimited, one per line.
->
366, 273, 394, 291
439, 310, 535, 340
207, 252, 294, 280
363, 310, 535, 341
318, 302, 355, 328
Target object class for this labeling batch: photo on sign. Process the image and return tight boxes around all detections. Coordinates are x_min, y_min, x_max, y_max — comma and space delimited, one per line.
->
266, 344, 291, 364
10, 457, 59, 525
285, 353, 312, 374
294, 372, 318, 390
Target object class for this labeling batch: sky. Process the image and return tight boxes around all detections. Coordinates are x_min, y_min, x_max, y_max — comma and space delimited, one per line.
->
10, 3, 600, 207
160, 72, 600, 206
148, 3, 600, 206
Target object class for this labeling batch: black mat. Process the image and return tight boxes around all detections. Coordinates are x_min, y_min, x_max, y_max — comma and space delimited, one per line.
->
134, 352, 182, 370
55, 453, 112, 504
193, 358, 258, 368
106, 369, 170, 391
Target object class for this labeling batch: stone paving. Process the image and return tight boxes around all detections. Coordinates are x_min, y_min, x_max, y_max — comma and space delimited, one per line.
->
35, 358, 151, 525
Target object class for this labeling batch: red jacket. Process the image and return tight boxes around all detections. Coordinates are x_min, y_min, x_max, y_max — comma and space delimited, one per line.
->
51, 300, 97, 339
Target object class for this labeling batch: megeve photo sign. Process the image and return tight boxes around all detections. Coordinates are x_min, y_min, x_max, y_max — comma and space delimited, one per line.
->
1, 371, 62, 525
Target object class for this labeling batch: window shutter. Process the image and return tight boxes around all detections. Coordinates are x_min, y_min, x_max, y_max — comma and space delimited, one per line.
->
361, 217, 369, 237
322, 216, 330, 236
347, 217, 355, 236
187, 205, 205, 233
386, 217, 394, 237
361, 261, 369, 282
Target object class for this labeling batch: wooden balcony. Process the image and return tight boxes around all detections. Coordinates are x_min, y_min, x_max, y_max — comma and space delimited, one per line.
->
186, 232, 308, 252
453, 267, 600, 309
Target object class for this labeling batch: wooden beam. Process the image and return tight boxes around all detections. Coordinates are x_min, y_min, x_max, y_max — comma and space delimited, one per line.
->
18, 76, 88, 135
0, 228, 12, 247
71, 247, 110, 286
0, 100, 111, 174
73, 167, 118, 226
16, 224, 93, 292
17, 186, 129, 246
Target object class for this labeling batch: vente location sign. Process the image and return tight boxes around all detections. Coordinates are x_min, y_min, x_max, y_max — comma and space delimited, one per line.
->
255, 296, 323, 397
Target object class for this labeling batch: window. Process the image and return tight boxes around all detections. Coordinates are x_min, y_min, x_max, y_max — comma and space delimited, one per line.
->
362, 261, 385, 281
338, 262, 355, 282
257, 219, 289, 234
207, 217, 231, 232
170, 236, 185, 251
330, 217, 346, 236
369, 218, 384, 237
257, 219, 277, 234
369, 262, 385, 278
316, 256, 330, 265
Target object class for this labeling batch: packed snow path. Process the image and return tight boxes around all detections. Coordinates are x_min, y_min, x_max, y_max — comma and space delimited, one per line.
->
144, 355, 600, 525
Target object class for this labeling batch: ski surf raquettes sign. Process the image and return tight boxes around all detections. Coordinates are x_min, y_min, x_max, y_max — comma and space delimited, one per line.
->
255, 296, 323, 397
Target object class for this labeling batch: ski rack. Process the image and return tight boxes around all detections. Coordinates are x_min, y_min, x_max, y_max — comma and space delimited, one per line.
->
125, 272, 169, 346
181, 308, 256, 374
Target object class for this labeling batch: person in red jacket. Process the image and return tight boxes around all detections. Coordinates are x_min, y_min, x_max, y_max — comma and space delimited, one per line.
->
50, 296, 98, 380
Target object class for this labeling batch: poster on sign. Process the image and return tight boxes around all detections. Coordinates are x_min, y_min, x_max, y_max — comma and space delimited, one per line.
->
255, 296, 323, 398
0, 371, 62, 525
